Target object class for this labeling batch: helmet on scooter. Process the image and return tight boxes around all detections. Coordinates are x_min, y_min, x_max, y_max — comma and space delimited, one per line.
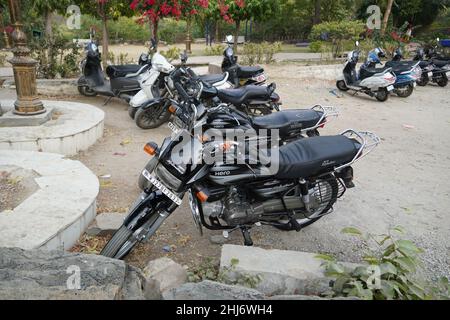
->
393, 48, 403, 61
368, 48, 385, 64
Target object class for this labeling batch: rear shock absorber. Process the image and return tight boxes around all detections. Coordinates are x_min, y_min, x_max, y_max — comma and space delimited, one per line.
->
299, 179, 311, 213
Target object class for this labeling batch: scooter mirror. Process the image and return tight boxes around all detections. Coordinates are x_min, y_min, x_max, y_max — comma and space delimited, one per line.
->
355, 41, 360, 47
226, 35, 233, 44
180, 51, 188, 63
436, 37, 440, 43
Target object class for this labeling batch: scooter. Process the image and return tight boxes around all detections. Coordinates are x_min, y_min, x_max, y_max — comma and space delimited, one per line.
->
414, 47, 449, 87
363, 48, 421, 98
221, 35, 267, 87
336, 42, 396, 102
77, 36, 151, 103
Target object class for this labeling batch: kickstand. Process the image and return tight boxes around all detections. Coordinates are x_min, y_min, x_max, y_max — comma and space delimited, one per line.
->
240, 227, 253, 246
103, 96, 113, 106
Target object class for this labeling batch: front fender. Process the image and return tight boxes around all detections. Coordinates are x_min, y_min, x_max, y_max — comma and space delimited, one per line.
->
140, 98, 166, 111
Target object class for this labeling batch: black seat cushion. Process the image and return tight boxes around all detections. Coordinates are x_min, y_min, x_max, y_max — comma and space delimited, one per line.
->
359, 66, 389, 80
385, 61, 419, 73
106, 64, 141, 79
419, 60, 432, 68
200, 73, 227, 84
253, 109, 323, 138
218, 85, 270, 105
432, 59, 450, 68
237, 65, 264, 78
273, 136, 361, 179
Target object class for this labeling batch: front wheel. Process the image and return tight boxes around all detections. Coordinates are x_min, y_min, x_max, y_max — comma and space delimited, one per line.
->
135, 103, 171, 130
416, 74, 429, 86
436, 75, 448, 87
396, 83, 414, 98
100, 226, 134, 258
336, 80, 349, 91
78, 85, 97, 97
375, 88, 389, 102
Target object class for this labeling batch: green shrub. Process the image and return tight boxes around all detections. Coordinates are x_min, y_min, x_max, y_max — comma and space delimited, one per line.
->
204, 44, 226, 56
309, 41, 324, 53
241, 41, 282, 65
317, 226, 450, 300
160, 46, 181, 62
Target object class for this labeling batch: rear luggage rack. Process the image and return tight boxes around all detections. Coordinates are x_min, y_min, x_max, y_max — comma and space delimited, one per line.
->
335, 129, 381, 171
302, 105, 340, 132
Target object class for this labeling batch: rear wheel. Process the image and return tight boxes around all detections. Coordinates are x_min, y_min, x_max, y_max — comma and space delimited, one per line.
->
135, 102, 171, 129
275, 175, 339, 231
416, 74, 429, 86
78, 86, 97, 97
396, 83, 414, 98
375, 88, 389, 102
436, 75, 448, 87
336, 80, 349, 91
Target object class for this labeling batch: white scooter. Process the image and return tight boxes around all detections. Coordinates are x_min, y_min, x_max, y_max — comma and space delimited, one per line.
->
336, 41, 396, 102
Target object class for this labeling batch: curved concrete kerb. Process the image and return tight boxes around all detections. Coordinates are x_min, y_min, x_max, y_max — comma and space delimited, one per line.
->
0, 100, 104, 156
0, 150, 99, 251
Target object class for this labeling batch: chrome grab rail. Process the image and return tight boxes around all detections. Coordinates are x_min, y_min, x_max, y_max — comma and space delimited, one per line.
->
301, 104, 340, 133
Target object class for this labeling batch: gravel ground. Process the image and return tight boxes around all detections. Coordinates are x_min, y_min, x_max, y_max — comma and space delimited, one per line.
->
1, 63, 449, 280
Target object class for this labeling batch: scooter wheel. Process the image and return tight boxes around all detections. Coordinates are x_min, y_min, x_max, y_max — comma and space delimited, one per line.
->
416, 75, 429, 87
396, 83, 414, 98
375, 88, 389, 102
78, 86, 98, 97
128, 106, 138, 120
437, 75, 448, 87
336, 80, 349, 91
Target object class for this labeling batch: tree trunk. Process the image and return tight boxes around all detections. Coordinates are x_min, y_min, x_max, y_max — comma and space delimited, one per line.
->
152, 20, 159, 49
233, 20, 241, 53
185, 17, 192, 54
215, 21, 220, 44
313, 0, 321, 25
102, 15, 109, 69
381, 0, 394, 35
45, 10, 53, 38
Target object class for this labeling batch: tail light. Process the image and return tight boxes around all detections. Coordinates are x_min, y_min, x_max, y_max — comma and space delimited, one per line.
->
318, 119, 328, 129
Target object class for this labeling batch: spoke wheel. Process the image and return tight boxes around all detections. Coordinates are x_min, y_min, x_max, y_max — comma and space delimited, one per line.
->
135, 102, 171, 129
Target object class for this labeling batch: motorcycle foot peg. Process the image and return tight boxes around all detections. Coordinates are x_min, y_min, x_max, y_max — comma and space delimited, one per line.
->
241, 228, 253, 246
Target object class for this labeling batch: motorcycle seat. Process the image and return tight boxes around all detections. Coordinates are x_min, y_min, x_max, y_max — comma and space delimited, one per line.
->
237, 65, 264, 78
200, 73, 228, 84
432, 59, 449, 68
385, 61, 419, 72
253, 109, 323, 133
418, 60, 432, 68
106, 64, 142, 79
273, 136, 361, 179
218, 85, 271, 105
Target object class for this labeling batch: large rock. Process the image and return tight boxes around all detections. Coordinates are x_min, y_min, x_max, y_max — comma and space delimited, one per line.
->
86, 212, 127, 236
143, 257, 187, 294
220, 245, 356, 296
0, 247, 160, 300
164, 280, 265, 300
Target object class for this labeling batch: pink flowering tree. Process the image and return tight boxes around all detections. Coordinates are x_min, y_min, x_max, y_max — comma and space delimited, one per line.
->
130, 0, 209, 52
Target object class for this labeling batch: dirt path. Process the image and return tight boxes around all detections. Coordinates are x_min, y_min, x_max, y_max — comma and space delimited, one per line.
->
1, 64, 449, 279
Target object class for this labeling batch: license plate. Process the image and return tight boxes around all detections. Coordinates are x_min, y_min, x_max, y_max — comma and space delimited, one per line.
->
387, 85, 394, 91
254, 74, 267, 83
428, 72, 433, 77
142, 169, 182, 205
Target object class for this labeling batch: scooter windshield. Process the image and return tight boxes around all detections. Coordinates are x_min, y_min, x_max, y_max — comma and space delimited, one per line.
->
152, 53, 175, 73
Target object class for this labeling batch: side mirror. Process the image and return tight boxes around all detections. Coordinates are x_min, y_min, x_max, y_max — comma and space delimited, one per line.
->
150, 38, 157, 50
437, 37, 440, 42
226, 35, 233, 44
355, 41, 360, 47
180, 51, 188, 63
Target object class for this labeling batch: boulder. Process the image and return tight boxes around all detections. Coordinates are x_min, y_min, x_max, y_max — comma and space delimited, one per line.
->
86, 212, 127, 236
0, 247, 159, 300
220, 245, 357, 296
163, 280, 265, 300
143, 257, 187, 294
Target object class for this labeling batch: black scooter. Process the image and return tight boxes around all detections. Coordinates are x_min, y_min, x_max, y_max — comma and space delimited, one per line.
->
221, 35, 267, 87
77, 38, 151, 103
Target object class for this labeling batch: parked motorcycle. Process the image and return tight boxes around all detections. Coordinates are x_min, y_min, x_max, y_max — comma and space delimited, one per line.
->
100, 73, 379, 260
363, 48, 421, 98
336, 42, 396, 102
414, 48, 449, 87
78, 37, 151, 103
221, 35, 268, 87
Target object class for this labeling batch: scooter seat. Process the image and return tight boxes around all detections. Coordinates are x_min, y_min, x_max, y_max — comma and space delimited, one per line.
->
218, 85, 271, 106
432, 59, 449, 68
359, 66, 390, 80
106, 64, 141, 79
274, 136, 361, 179
385, 61, 419, 72
200, 73, 228, 85
237, 65, 264, 78
253, 109, 323, 133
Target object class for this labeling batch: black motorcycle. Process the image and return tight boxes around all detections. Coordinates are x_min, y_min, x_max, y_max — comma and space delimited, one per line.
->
77, 39, 151, 103
100, 73, 379, 260
414, 48, 449, 87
